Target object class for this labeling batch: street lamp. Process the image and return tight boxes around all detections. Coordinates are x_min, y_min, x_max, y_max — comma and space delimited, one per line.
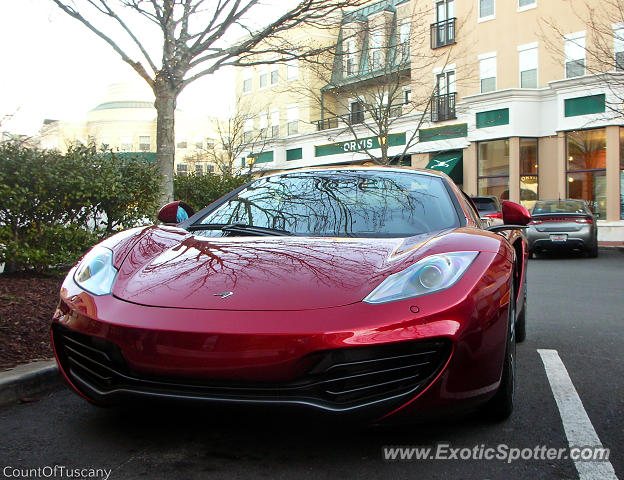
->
246, 155, 255, 174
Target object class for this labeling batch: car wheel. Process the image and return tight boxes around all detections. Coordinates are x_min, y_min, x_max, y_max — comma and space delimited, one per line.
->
516, 302, 526, 343
516, 278, 527, 343
482, 277, 516, 421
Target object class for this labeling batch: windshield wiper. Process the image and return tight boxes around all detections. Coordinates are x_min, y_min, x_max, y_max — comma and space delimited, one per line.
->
189, 222, 292, 236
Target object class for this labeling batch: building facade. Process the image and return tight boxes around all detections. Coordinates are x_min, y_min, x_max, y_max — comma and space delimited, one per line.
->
38, 81, 219, 175
236, 0, 624, 240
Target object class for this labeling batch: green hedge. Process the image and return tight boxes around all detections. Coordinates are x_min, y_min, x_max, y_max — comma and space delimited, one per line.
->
173, 172, 250, 213
0, 143, 161, 273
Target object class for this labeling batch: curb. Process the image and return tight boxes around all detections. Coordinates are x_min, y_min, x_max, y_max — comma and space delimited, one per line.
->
0, 360, 61, 407
598, 245, 624, 253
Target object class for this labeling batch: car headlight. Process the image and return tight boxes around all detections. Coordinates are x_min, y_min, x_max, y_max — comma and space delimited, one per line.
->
363, 251, 479, 304
73, 246, 118, 296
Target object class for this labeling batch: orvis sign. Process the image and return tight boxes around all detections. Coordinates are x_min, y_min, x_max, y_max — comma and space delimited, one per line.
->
315, 133, 406, 157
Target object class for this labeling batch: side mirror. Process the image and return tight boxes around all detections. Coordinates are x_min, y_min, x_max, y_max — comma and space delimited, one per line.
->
157, 201, 195, 224
501, 200, 531, 226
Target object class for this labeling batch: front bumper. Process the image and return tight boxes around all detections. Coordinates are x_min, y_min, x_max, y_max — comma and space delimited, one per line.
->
51, 251, 511, 421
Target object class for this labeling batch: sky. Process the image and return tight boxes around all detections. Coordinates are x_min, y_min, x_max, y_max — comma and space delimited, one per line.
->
0, 0, 238, 135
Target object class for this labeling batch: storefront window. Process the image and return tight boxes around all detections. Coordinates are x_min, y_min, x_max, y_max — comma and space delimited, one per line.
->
478, 139, 509, 198
566, 128, 606, 218
520, 138, 538, 209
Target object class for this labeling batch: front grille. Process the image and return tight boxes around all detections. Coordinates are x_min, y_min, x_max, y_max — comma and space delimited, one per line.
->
53, 325, 451, 410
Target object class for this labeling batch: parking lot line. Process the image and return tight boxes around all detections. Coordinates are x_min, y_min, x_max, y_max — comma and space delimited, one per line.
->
538, 349, 619, 480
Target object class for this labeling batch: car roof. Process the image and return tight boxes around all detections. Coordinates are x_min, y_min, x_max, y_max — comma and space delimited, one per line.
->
261, 165, 445, 180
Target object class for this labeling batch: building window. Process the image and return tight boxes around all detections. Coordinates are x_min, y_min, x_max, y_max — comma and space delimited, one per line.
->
479, 0, 494, 20
195, 163, 204, 175
520, 138, 539, 209
565, 32, 586, 78
518, 43, 538, 88
370, 28, 383, 70
399, 20, 410, 61
120, 135, 132, 152
259, 65, 268, 89
518, 0, 536, 9
344, 39, 356, 76
479, 53, 496, 93
614, 25, 624, 71
350, 101, 364, 124
270, 63, 279, 85
403, 87, 412, 104
432, 70, 456, 121
259, 112, 268, 138
242, 68, 252, 93
271, 109, 280, 138
432, 0, 455, 49
243, 118, 253, 143
286, 105, 299, 135
566, 128, 606, 218
176, 141, 188, 149
478, 139, 509, 199
286, 59, 298, 81
206, 164, 215, 174
139, 135, 150, 151
176, 163, 188, 176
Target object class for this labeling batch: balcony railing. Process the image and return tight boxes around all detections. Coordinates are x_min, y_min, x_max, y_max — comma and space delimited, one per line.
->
314, 104, 407, 131
430, 18, 456, 49
314, 112, 364, 131
431, 93, 456, 122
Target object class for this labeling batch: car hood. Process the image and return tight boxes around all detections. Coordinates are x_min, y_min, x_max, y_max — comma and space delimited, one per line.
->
110, 226, 483, 311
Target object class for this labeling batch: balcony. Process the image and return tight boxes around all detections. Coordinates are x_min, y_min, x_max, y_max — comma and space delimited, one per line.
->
314, 104, 407, 131
431, 93, 456, 122
430, 18, 456, 49
315, 112, 363, 131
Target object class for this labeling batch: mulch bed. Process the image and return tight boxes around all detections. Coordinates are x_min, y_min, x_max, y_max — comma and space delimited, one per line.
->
0, 273, 64, 370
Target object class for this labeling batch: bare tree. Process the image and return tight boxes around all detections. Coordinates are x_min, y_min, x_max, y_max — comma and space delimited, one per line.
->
182, 101, 272, 176
209, 105, 273, 175
541, 0, 624, 116
51, 0, 367, 202
281, 4, 454, 165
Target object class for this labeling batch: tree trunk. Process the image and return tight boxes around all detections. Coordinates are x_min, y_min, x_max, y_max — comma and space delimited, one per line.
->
154, 80, 177, 204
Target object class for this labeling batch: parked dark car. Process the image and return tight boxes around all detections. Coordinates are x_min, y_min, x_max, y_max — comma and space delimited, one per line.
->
526, 199, 598, 258
471, 196, 503, 227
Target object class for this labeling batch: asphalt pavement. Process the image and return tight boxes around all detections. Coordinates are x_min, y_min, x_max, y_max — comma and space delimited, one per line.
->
1, 249, 622, 480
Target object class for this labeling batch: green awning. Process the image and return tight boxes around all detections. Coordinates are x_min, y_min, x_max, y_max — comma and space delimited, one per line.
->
425, 150, 463, 185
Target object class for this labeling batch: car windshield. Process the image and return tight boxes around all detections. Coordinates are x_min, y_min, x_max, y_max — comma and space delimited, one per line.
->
196, 170, 460, 238
472, 198, 499, 214
532, 200, 587, 215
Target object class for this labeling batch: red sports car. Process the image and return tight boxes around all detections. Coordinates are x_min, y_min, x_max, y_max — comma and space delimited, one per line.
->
51, 167, 530, 422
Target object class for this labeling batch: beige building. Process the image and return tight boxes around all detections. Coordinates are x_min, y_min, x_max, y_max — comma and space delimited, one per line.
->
235, 0, 624, 241
38, 81, 219, 175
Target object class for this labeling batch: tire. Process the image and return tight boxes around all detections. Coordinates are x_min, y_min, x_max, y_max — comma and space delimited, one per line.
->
516, 303, 526, 343
516, 273, 527, 343
482, 277, 516, 421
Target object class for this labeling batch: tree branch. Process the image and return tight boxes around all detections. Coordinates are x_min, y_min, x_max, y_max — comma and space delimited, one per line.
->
51, 0, 155, 87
